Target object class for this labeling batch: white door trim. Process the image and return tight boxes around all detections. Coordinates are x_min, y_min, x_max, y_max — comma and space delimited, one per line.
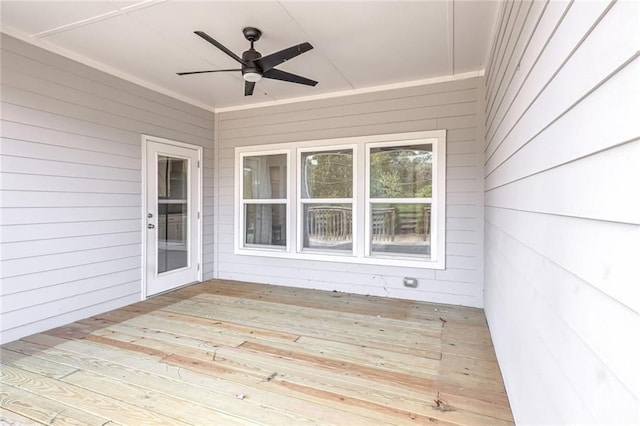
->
141, 135, 203, 299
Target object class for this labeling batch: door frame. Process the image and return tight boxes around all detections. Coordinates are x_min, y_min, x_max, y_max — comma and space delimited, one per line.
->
141, 134, 203, 299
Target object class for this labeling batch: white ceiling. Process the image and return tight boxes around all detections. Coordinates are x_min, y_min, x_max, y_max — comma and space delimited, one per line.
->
0, 1, 499, 112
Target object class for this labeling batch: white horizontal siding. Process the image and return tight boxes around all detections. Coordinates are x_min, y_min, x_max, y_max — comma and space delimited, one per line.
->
215, 77, 485, 307
0, 219, 140, 243
0, 34, 215, 344
1, 137, 141, 169
2, 257, 141, 297
483, 1, 640, 424
2, 232, 141, 261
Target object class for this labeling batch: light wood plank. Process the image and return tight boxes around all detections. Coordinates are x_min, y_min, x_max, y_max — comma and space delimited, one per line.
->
0, 365, 187, 425
60, 369, 259, 425
0, 348, 78, 379
0, 407, 42, 425
1, 280, 513, 425
0, 382, 114, 426
12, 333, 385, 425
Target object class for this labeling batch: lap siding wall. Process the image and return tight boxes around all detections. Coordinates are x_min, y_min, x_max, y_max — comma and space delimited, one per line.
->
483, 0, 640, 423
0, 34, 215, 344
214, 76, 486, 307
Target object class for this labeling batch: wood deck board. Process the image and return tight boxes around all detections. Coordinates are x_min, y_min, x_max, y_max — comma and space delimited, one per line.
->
0, 279, 513, 425
157, 296, 442, 359
1, 409, 42, 426
0, 364, 185, 425
0, 381, 115, 426
194, 281, 487, 320
5, 335, 361, 425
0, 348, 79, 380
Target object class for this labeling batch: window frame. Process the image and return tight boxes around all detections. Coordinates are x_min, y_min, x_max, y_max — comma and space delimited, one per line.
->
365, 139, 442, 265
235, 149, 290, 253
234, 130, 446, 269
297, 144, 358, 256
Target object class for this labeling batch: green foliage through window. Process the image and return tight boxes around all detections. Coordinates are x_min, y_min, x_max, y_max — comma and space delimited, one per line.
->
370, 145, 433, 198
302, 150, 353, 199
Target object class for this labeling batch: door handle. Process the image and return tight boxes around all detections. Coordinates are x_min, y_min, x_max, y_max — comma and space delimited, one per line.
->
147, 223, 155, 229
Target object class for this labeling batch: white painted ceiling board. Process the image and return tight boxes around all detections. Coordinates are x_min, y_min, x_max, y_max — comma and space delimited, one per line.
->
106, 1, 142, 8
127, 1, 352, 105
281, 1, 451, 87
0, 0, 499, 111
0, 1, 117, 35
453, 0, 501, 74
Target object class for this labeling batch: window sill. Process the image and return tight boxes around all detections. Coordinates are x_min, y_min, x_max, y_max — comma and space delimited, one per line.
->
234, 247, 445, 270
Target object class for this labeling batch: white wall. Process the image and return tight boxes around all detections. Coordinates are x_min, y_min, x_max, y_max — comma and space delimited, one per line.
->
215, 76, 486, 307
483, 0, 640, 423
0, 34, 215, 344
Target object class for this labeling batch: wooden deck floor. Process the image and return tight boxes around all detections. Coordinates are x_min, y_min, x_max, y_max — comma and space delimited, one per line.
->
0, 280, 513, 425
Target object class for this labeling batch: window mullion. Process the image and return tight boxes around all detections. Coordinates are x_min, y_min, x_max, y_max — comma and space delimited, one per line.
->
243, 199, 288, 204
368, 197, 432, 204
300, 198, 353, 204
357, 142, 367, 258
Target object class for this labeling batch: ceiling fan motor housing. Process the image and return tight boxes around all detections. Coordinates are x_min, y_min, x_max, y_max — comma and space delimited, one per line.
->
242, 48, 262, 79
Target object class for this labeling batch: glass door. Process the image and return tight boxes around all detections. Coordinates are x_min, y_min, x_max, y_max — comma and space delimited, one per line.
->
145, 139, 201, 296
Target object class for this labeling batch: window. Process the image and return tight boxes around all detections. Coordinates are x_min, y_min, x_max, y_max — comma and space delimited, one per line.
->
235, 130, 446, 269
367, 142, 433, 259
239, 152, 288, 248
299, 147, 355, 253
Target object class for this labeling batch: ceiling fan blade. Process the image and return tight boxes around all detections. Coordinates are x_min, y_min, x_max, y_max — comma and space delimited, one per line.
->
263, 68, 318, 86
245, 81, 255, 96
255, 42, 313, 72
194, 31, 247, 65
177, 69, 240, 76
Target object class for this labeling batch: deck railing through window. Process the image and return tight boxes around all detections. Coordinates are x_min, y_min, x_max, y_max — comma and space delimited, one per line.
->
305, 205, 430, 245
372, 207, 396, 241
307, 206, 352, 241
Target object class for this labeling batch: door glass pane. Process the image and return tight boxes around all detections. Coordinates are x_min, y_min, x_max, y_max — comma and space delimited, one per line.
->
370, 144, 432, 198
370, 203, 431, 257
302, 203, 352, 251
301, 149, 353, 198
158, 155, 188, 273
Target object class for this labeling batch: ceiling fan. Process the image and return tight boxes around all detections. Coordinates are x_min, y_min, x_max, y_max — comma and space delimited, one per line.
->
177, 27, 318, 96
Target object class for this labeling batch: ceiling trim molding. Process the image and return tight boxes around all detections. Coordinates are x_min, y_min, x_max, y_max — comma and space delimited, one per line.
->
447, 0, 455, 75
215, 70, 485, 114
1, 26, 216, 113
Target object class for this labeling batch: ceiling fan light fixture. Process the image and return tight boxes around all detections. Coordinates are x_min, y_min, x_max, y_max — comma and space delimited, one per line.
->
243, 72, 262, 82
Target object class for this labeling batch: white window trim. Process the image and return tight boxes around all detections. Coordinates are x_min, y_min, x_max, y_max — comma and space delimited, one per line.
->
365, 138, 443, 266
235, 149, 290, 253
234, 130, 446, 269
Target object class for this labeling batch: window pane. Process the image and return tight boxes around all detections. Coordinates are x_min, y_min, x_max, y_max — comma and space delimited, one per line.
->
303, 204, 352, 251
244, 204, 286, 246
370, 144, 432, 198
370, 203, 431, 257
243, 154, 287, 199
301, 149, 352, 198
157, 202, 188, 273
